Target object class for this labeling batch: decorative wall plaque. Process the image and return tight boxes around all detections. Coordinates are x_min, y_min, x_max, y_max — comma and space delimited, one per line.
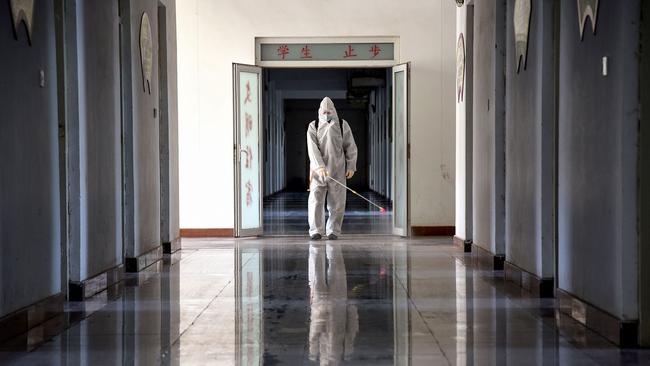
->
457, 33, 465, 103
577, 0, 599, 40
10, 0, 34, 45
514, 0, 532, 73
139, 12, 153, 94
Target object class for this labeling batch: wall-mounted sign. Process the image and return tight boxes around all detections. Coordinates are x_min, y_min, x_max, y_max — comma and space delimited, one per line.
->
514, 0, 532, 73
261, 43, 394, 61
10, 0, 34, 45
577, 0, 599, 40
457, 33, 465, 103
139, 12, 153, 94
256, 37, 399, 67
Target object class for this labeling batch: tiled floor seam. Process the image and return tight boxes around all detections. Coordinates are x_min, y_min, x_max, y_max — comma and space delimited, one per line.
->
393, 271, 453, 366
172, 278, 234, 346
171, 253, 250, 345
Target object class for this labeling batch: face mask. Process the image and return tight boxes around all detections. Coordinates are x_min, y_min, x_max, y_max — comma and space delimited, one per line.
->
318, 114, 328, 124
326, 115, 333, 122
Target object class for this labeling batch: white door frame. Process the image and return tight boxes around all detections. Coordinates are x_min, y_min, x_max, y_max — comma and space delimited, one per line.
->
250, 39, 410, 236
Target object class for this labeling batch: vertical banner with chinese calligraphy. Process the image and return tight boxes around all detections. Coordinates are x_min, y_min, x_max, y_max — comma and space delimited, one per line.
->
234, 64, 263, 237
392, 63, 410, 237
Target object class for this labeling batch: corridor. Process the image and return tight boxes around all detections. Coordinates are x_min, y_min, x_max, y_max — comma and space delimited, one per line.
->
2, 237, 649, 365
4, 0, 650, 363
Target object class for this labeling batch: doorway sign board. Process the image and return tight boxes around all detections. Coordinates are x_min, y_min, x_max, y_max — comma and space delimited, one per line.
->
255, 37, 400, 68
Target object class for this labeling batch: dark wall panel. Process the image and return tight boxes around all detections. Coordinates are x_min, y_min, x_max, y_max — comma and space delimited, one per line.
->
131, 0, 161, 255
78, 0, 123, 279
504, 0, 550, 277
0, 1, 62, 316
557, 0, 639, 318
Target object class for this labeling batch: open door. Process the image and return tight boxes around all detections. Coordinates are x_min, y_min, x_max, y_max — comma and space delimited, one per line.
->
392, 63, 410, 237
233, 64, 263, 237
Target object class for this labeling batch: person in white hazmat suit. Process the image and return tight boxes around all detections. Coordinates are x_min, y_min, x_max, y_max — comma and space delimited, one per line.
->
307, 97, 358, 240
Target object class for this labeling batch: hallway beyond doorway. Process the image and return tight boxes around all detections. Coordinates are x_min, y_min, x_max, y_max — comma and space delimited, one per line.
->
260, 67, 395, 236
263, 191, 392, 236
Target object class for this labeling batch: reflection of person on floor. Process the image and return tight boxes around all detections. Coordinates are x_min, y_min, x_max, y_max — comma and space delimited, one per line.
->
308, 243, 359, 366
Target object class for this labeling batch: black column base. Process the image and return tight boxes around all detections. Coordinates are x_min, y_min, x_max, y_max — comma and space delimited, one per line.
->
162, 237, 181, 254
471, 243, 505, 272
125, 245, 163, 273
453, 236, 473, 253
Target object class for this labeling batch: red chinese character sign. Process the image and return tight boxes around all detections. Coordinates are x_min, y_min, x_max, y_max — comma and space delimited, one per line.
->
343, 44, 357, 58
301, 45, 312, 59
257, 39, 397, 66
244, 113, 253, 137
244, 145, 253, 168
244, 82, 253, 104
245, 181, 253, 206
235, 65, 262, 234
277, 44, 290, 60
369, 44, 382, 58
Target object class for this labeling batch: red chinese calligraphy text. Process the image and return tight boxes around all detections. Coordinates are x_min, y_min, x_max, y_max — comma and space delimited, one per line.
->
244, 113, 253, 137
370, 44, 382, 58
301, 45, 312, 59
244, 146, 253, 169
344, 44, 357, 58
277, 44, 290, 60
245, 181, 253, 206
244, 81, 252, 104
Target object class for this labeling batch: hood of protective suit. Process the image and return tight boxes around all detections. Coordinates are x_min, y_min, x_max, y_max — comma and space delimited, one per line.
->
318, 97, 339, 124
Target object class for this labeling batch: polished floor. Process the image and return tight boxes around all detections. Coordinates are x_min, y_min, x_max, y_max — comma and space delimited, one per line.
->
263, 190, 393, 236
2, 237, 650, 365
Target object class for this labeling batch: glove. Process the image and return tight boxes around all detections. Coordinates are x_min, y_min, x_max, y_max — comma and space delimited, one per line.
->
346, 170, 355, 179
316, 167, 329, 178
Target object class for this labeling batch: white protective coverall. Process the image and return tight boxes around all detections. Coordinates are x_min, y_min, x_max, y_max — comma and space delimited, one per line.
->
307, 97, 358, 237
308, 243, 359, 365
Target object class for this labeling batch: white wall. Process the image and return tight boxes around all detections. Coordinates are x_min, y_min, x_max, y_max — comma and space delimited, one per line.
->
177, 0, 457, 229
